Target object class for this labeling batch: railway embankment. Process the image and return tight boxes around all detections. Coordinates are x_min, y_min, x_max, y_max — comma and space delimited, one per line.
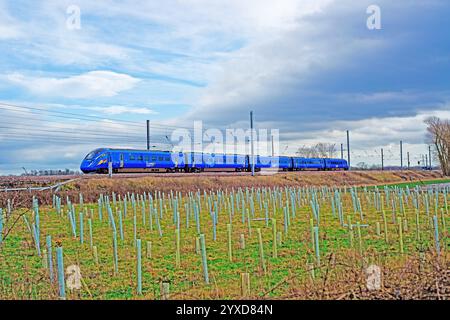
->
0, 170, 445, 207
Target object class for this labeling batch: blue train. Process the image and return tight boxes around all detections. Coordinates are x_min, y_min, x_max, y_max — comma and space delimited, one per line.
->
80, 148, 349, 173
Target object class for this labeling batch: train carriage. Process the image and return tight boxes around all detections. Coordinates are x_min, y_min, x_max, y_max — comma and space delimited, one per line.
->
292, 157, 325, 171
80, 148, 349, 174
184, 152, 248, 172
251, 155, 292, 171
324, 158, 349, 170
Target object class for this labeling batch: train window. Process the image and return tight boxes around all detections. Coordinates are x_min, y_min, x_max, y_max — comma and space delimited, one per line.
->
152, 156, 157, 161
84, 148, 105, 160
85, 152, 95, 160
138, 155, 143, 161
158, 157, 163, 161
165, 157, 170, 161
144, 156, 149, 161
129, 154, 135, 160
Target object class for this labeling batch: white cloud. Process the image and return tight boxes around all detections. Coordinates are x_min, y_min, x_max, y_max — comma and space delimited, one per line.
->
276, 107, 450, 166
0, 1, 133, 67
91, 105, 158, 115
0, 2, 23, 40
5, 71, 140, 98
173, 0, 388, 125
0, 23, 22, 40
30, 40, 133, 67
0, 1, 336, 83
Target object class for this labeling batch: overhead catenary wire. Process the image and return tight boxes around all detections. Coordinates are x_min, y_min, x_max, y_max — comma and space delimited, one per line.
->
0, 102, 259, 154
0, 116, 176, 143
0, 102, 432, 163
0, 132, 149, 144
0, 125, 147, 140
0, 102, 208, 131
0, 104, 272, 153
0, 103, 147, 126
0, 103, 186, 140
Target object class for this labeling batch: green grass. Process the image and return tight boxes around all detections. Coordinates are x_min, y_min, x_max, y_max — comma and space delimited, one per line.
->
366, 178, 450, 190
0, 186, 448, 299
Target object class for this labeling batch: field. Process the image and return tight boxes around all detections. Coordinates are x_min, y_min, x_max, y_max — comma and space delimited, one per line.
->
0, 170, 446, 208
0, 171, 448, 300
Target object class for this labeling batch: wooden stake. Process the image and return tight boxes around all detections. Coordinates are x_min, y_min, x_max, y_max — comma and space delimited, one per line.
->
146, 241, 152, 259
93, 245, 99, 265
257, 228, 267, 273
240, 273, 250, 297
239, 233, 246, 250
227, 224, 232, 262
272, 218, 277, 258
397, 217, 404, 254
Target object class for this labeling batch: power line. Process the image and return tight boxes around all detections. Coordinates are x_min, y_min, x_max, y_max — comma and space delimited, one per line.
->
0, 132, 148, 144
1, 102, 300, 137
0, 103, 146, 126
0, 125, 146, 139
0, 120, 177, 145
0, 102, 204, 131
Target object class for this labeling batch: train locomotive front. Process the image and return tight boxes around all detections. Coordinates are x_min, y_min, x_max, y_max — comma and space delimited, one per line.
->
80, 148, 109, 173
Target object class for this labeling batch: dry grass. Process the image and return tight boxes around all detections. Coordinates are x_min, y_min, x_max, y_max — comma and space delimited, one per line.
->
0, 170, 444, 208
279, 252, 449, 300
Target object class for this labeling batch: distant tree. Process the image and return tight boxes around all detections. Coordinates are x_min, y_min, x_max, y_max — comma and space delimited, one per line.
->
315, 143, 337, 158
296, 143, 337, 158
296, 145, 317, 158
425, 116, 450, 175
356, 162, 369, 170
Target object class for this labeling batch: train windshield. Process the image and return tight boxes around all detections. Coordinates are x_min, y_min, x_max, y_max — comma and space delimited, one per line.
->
84, 149, 105, 160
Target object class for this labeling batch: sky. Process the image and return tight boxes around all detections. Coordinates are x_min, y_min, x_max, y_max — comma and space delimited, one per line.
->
0, 0, 449, 174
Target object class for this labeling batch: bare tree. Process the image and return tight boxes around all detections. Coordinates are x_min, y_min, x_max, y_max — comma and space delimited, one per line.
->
356, 162, 369, 170
425, 116, 450, 175
296, 145, 317, 158
326, 143, 337, 158
296, 143, 337, 158
315, 143, 328, 158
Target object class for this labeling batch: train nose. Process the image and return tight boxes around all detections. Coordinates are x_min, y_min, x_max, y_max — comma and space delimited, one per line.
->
80, 160, 93, 173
